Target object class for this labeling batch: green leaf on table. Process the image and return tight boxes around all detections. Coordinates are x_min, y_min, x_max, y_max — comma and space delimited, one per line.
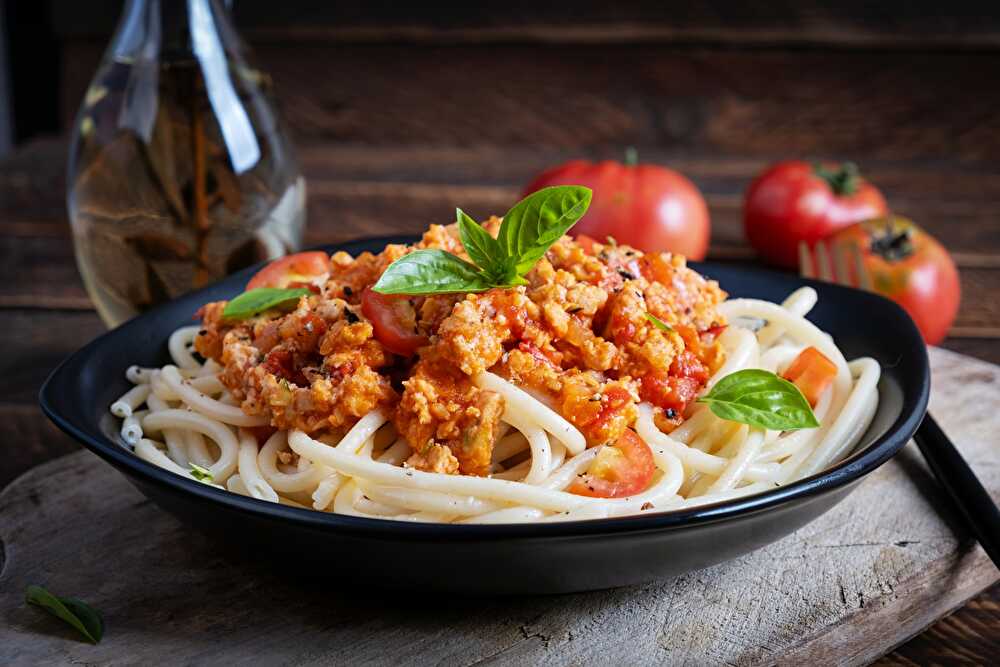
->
697, 369, 820, 431
25, 585, 104, 644
222, 287, 312, 321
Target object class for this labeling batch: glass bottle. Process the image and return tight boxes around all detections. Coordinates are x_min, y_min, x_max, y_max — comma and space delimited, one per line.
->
67, 0, 306, 327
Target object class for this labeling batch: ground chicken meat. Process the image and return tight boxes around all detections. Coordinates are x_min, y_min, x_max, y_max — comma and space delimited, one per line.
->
199, 219, 726, 478
393, 352, 505, 475
200, 295, 395, 433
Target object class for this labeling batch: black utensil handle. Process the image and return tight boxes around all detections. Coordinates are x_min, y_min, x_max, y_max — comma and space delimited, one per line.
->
913, 413, 1000, 568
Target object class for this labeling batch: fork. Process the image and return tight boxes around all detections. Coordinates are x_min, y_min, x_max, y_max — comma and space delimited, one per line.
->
800, 240, 1000, 567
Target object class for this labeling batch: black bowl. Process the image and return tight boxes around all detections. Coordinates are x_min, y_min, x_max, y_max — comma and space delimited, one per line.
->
40, 236, 929, 594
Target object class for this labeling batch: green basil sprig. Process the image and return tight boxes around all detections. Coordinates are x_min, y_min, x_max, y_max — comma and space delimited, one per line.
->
25, 585, 104, 644
222, 287, 312, 321
645, 312, 674, 332
697, 369, 820, 431
373, 186, 592, 295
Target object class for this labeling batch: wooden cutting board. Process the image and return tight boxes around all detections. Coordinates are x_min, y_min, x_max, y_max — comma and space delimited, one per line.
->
1, 346, 997, 666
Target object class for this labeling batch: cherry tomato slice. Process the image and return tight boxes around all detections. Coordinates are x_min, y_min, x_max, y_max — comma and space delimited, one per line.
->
246, 251, 329, 290
781, 346, 837, 406
360, 288, 428, 356
568, 429, 656, 499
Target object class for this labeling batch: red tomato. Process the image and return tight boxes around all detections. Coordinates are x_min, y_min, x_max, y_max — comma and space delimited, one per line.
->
828, 216, 960, 345
743, 161, 888, 269
523, 158, 710, 259
781, 346, 837, 406
246, 251, 329, 290
575, 234, 598, 255
568, 429, 656, 499
639, 350, 711, 420
360, 288, 428, 356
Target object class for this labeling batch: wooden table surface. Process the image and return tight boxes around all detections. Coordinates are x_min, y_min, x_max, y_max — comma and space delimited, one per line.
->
2, 136, 998, 664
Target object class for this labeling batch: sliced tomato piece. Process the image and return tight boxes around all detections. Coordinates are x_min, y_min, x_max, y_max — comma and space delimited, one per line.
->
568, 429, 656, 499
262, 348, 308, 386
588, 385, 633, 436
286, 280, 321, 294
639, 372, 703, 420
637, 252, 674, 285
701, 323, 727, 342
246, 251, 329, 290
638, 349, 710, 422
782, 346, 837, 406
575, 234, 599, 255
360, 288, 428, 356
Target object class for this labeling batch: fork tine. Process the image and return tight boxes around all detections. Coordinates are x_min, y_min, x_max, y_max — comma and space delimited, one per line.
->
850, 242, 873, 291
798, 241, 816, 279
815, 240, 834, 282
832, 240, 852, 287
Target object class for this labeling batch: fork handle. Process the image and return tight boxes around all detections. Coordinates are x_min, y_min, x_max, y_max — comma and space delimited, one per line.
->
913, 413, 1000, 567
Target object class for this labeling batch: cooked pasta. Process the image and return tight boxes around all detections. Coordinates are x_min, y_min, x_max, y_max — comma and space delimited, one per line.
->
110, 223, 879, 524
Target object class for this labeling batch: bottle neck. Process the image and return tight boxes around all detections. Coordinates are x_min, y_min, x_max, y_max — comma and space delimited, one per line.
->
112, 0, 236, 62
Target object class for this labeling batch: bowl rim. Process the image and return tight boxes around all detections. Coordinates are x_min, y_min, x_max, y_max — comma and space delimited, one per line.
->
39, 235, 930, 541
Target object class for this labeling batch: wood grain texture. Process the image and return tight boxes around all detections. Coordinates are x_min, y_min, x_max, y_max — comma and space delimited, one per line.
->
0, 310, 105, 405
2, 139, 998, 340
60, 41, 1000, 164
1, 346, 997, 666
50, 1, 1000, 49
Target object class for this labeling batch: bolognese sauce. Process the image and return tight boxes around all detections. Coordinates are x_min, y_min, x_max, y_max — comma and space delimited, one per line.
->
194, 220, 727, 477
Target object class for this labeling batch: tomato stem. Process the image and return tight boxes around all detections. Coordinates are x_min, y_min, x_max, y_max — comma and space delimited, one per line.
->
868, 218, 915, 262
624, 147, 639, 167
813, 161, 861, 196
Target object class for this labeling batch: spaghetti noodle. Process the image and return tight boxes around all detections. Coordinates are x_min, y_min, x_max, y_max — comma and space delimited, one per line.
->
111, 225, 880, 524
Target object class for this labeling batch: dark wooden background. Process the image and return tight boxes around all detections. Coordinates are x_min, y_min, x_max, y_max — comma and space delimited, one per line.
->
3, 1, 998, 663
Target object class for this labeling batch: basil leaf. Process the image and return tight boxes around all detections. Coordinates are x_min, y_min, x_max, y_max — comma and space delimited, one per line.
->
222, 287, 312, 321
372, 249, 493, 295
190, 463, 213, 483
26, 585, 104, 644
697, 369, 820, 431
498, 186, 592, 275
373, 187, 591, 296
456, 209, 504, 280
645, 312, 674, 332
